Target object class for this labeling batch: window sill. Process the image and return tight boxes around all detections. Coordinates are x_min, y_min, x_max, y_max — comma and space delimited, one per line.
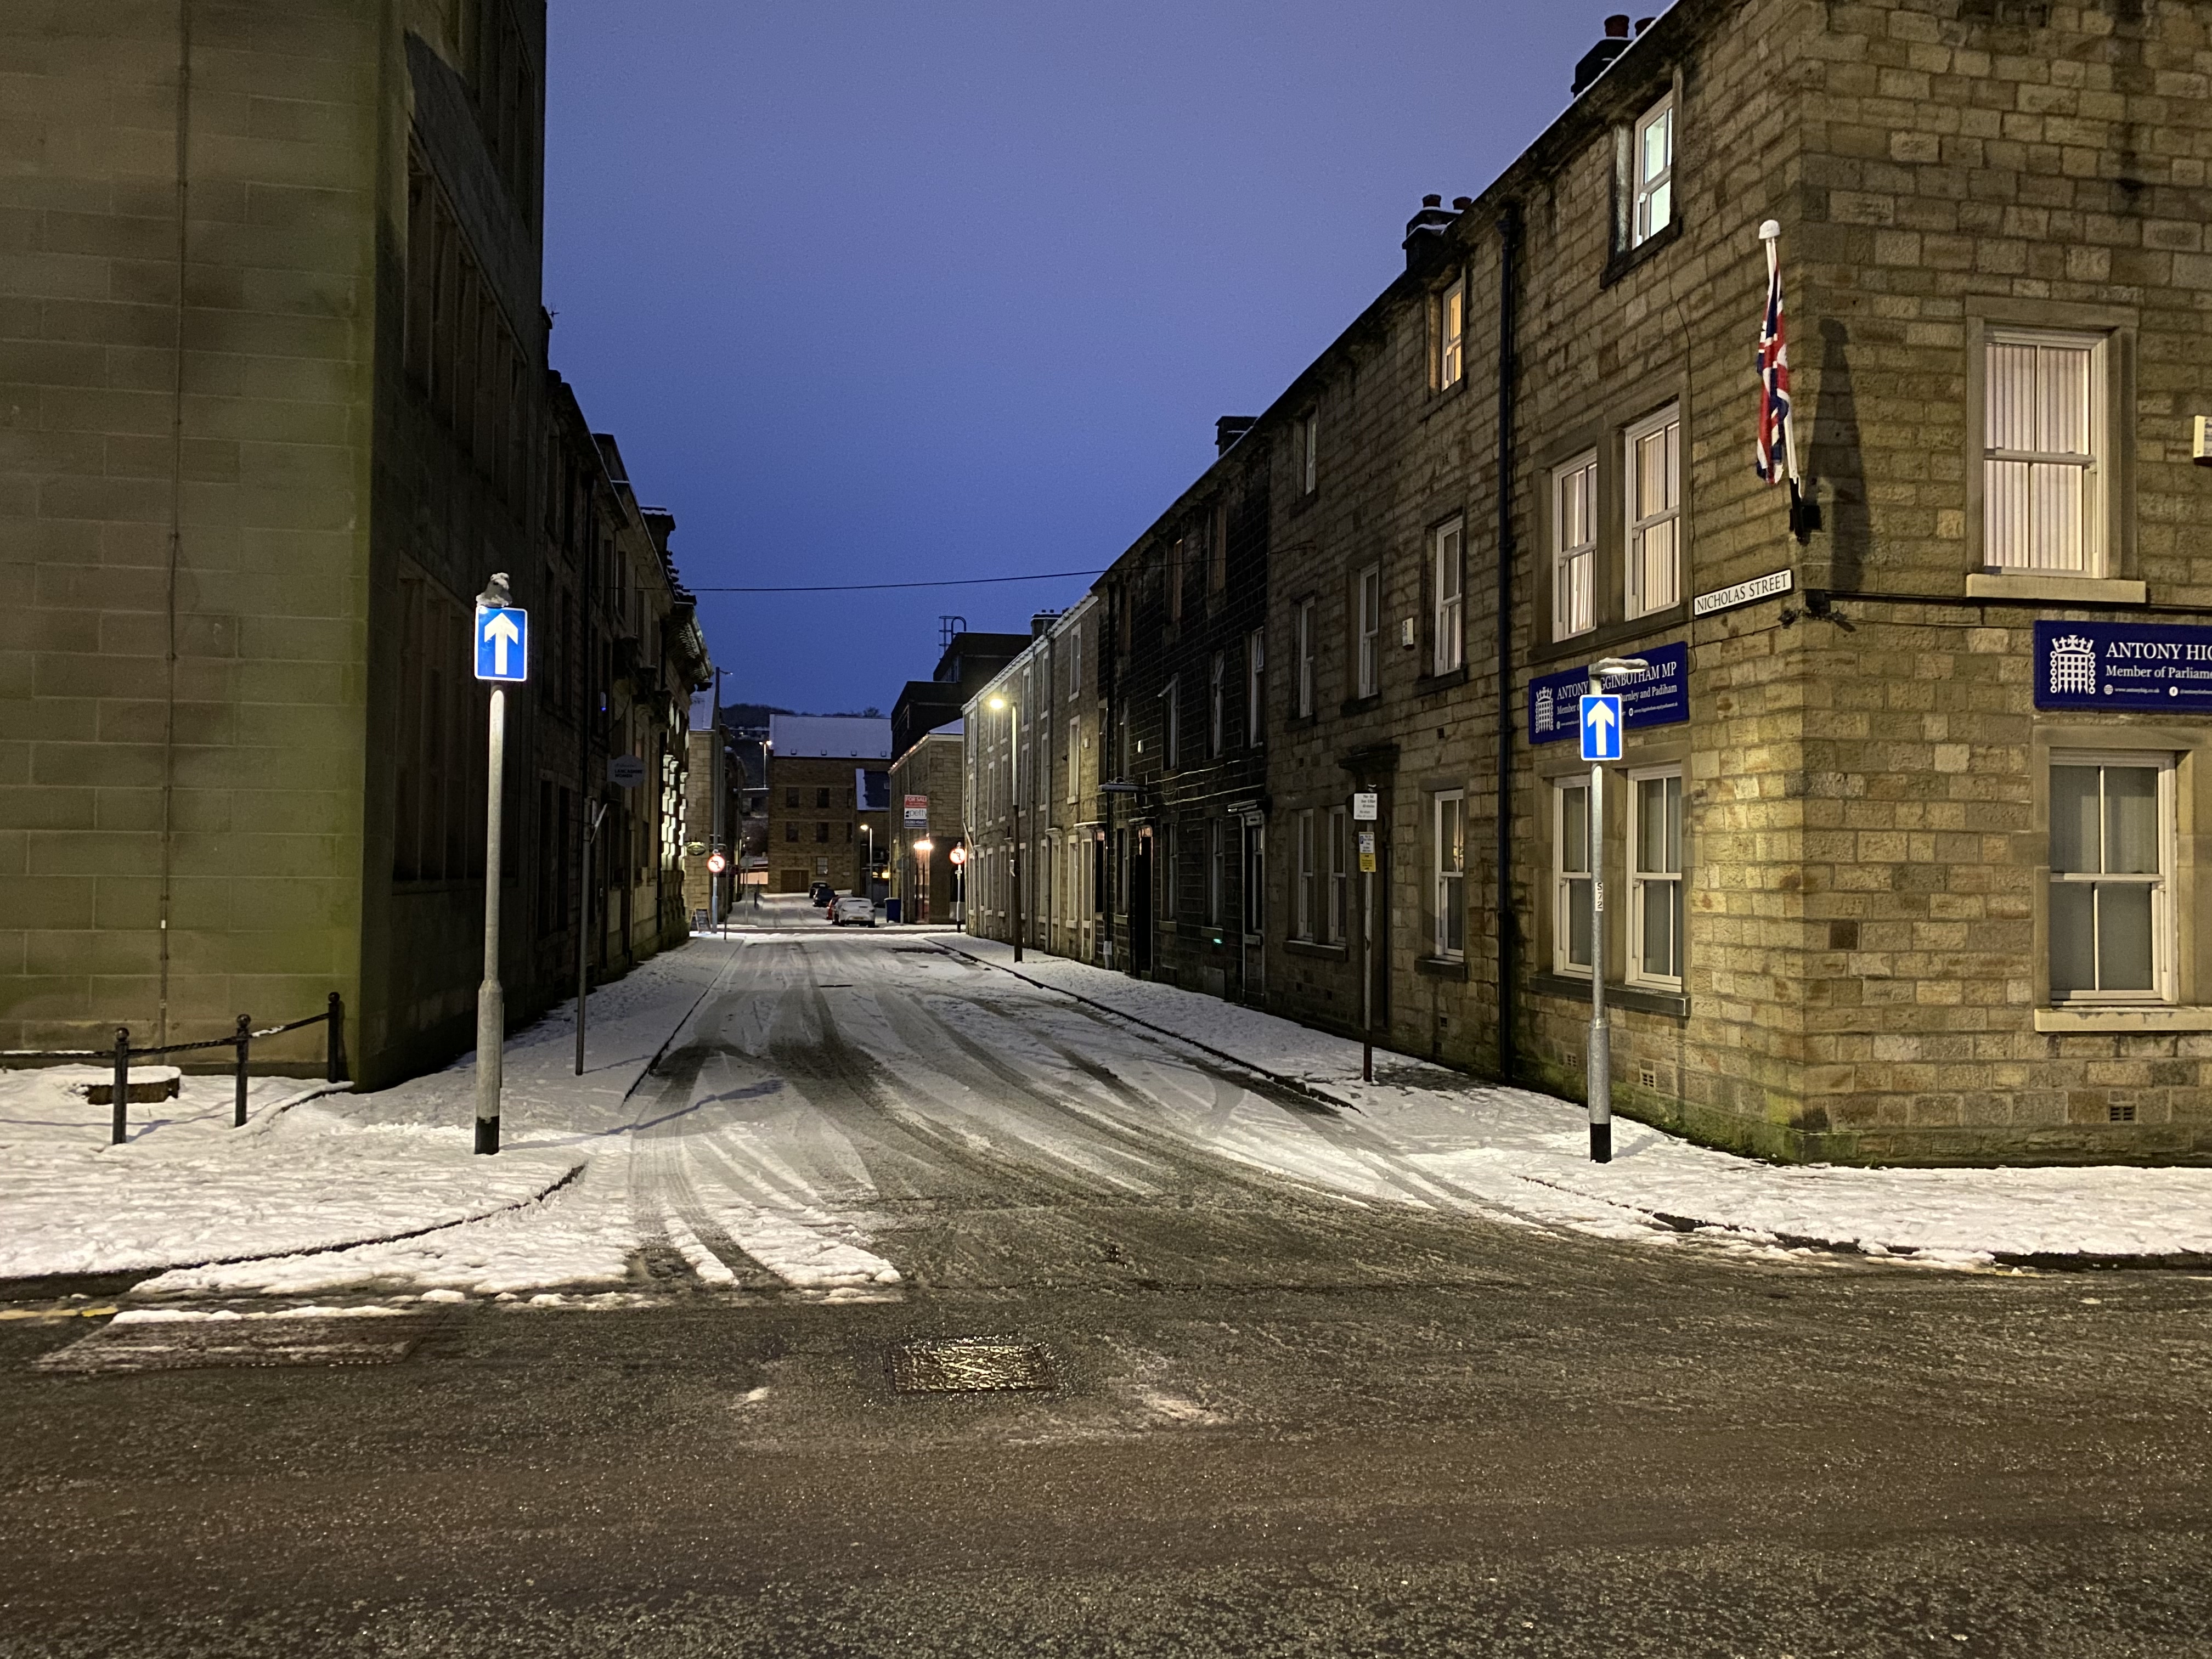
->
1340, 693, 1382, 717
1284, 938, 1348, 961
2034, 1006, 2212, 1033
1526, 607, 1687, 668
1601, 217, 1683, 289
1967, 572, 2147, 605
1286, 712, 1319, 732
1416, 955, 1469, 980
1529, 970, 1689, 1019
1415, 664, 1469, 697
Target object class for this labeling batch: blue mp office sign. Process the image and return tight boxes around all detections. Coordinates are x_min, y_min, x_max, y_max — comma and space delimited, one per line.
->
2035, 620, 2212, 713
1528, 641, 1689, 744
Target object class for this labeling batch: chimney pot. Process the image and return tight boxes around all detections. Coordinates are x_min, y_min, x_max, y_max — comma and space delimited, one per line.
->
1605, 13, 1630, 36
1215, 415, 1259, 455
1421, 193, 1442, 208
1634, 15, 1654, 32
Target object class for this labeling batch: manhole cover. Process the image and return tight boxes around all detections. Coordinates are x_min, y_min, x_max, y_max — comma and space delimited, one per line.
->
33, 1308, 444, 1374
889, 1336, 1057, 1394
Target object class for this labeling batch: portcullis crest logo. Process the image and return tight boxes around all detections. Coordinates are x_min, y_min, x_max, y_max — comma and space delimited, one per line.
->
2048, 634, 2097, 696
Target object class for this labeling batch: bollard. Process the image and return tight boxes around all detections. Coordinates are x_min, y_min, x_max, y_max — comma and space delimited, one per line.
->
111, 1026, 129, 1146
326, 990, 348, 1084
234, 1014, 252, 1128
1363, 1039, 1373, 1084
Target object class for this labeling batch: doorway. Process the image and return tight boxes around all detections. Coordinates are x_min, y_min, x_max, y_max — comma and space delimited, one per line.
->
1131, 830, 1153, 976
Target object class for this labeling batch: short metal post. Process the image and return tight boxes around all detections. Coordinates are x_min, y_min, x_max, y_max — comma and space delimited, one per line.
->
234, 1014, 252, 1127
325, 991, 347, 1084
1363, 1040, 1373, 1084
111, 1026, 129, 1146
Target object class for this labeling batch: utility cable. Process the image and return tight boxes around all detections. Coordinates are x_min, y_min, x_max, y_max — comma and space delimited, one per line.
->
689, 569, 1104, 594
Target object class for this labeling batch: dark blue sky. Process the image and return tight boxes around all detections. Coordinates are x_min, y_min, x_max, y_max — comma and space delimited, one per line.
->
544, 3, 1654, 714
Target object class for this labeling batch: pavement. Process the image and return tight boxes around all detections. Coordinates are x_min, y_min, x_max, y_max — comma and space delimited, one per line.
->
4, 900, 2210, 1654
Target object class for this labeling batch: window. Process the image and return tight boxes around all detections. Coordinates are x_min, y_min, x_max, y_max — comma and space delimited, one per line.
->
785, 821, 798, 842
816, 787, 830, 809
785, 787, 799, 808
1164, 678, 1180, 769
1436, 274, 1465, 390
1555, 780, 1593, 975
1327, 806, 1348, 944
1356, 565, 1381, 698
815, 821, 829, 843
1300, 411, 1319, 495
1434, 791, 1465, 960
1210, 501, 1228, 592
1246, 628, 1265, 747
1167, 537, 1185, 623
1210, 653, 1226, 757
1242, 816, 1264, 937
2050, 755, 2174, 1003
1069, 619, 1083, 697
1068, 717, 1080, 804
1984, 330, 2106, 574
1553, 454, 1597, 639
1632, 94, 1674, 246
1296, 599, 1316, 718
1626, 405, 1681, 617
1432, 518, 1464, 675
1295, 809, 1316, 940
1207, 820, 1224, 927
1629, 769, 1683, 988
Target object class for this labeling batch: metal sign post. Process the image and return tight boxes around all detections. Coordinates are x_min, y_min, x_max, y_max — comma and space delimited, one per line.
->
575, 799, 605, 1076
1580, 658, 1645, 1165
473, 576, 527, 1154
1352, 791, 1379, 1082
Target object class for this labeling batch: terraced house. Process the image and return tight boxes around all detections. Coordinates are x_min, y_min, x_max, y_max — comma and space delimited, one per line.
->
978, 0, 2212, 1165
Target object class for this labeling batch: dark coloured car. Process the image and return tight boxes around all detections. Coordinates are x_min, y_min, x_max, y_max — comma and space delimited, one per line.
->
810, 883, 834, 907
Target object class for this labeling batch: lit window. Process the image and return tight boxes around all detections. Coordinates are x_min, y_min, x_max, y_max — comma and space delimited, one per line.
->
2050, 755, 2173, 1003
1553, 453, 1597, 639
1432, 518, 1464, 675
1434, 791, 1465, 961
1633, 95, 1673, 246
1555, 779, 1593, 975
1984, 330, 2105, 574
1626, 405, 1680, 617
1437, 275, 1465, 390
1357, 565, 1381, 698
1629, 770, 1682, 988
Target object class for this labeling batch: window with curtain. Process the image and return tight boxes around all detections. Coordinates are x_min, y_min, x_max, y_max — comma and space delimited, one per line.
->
1985, 330, 2103, 573
1553, 453, 1597, 639
1246, 629, 1265, 746
1555, 780, 1593, 975
1630, 770, 1683, 987
1296, 599, 1316, 718
1437, 274, 1465, 389
1432, 518, 1464, 675
1295, 809, 1316, 940
1633, 95, 1674, 246
1328, 805, 1348, 945
1434, 791, 1465, 960
2049, 755, 2172, 1002
1357, 565, 1381, 697
1626, 405, 1680, 616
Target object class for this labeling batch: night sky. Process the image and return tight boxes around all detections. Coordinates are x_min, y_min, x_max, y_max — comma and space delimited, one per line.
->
543, 3, 1658, 715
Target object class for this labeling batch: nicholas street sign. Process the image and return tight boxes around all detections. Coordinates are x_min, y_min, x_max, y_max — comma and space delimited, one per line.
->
1579, 693, 1623, 761
475, 604, 528, 683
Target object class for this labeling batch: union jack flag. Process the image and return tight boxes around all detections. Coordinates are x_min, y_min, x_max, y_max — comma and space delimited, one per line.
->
1753, 240, 1793, 484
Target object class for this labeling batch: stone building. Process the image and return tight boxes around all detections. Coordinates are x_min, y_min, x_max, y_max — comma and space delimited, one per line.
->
887, 726, 962, 925
0, 2, 708, 1084
764, 715, 890, 895
972, 0, 2212, 1165
962, 600, 1106, 961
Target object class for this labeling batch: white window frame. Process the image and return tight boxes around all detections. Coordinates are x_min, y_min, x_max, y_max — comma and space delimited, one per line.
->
1632, 94, 1674, 247
2047, 751, 2176, 1006
1300, 411, 1319, 495
1242, 813, 1264, 940
1296, 598, 1316, 719
1209, 652, 1226, 757
1554, 777, 1594, 978
1433, 789, 1465, 961
1983, 328, 2107, 576
1207, 819, 1224, 928
1625, 404, 1681, 618
1067, 716, 1080, 804
1246, 628, 1265, 747
1327, 805, 1348, 945
1357, 564, 1381, 698
1163, 677, 1180, 770
1431, 518, 1464, 676
1627, 766, 1683, 990
1295, 808, 1316, 941
1437, 274, 1465, 390
1553, 452, 1597, 640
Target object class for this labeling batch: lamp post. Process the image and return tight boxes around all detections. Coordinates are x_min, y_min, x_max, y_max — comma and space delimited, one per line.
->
1584, 655, 1649, 1165
987, 694, 1023, 961
912, 838, 934, 924
949, 843, 967, 927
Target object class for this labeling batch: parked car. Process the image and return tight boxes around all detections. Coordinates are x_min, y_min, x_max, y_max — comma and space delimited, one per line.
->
832, 895, 876, 927
810, 883, 834, 907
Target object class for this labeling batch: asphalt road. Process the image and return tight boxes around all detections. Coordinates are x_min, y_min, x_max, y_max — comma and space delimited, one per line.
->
5, 917, 2211, 1657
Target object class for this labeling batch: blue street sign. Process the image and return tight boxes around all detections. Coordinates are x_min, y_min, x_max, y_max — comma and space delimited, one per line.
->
1579, 693, 1623, 761
474, 605, 527, 683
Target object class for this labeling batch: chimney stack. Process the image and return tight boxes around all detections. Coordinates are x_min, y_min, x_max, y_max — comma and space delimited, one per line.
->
1402, 192, 1459, 272
1572, 14, 1634, 94
1216, 415, 1258, 455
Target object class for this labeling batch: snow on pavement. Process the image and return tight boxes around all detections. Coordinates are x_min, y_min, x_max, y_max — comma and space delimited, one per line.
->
941, 936, 2212, 1265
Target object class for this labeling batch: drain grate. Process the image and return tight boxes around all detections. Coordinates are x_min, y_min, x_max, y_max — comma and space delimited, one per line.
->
34, 1308, 444, 1375
889, 1335, 1057, 1394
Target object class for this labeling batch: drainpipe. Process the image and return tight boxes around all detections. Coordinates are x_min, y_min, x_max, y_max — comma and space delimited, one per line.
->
1494, 201, 1521, 1085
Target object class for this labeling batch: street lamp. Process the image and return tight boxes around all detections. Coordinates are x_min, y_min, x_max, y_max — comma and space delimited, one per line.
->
986, 693, 1023, 962
1584, 654, 1649, 1165
948, 843, 967, 928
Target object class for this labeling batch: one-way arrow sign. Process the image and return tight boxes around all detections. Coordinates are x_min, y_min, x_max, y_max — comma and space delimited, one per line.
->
1579, 693, 1622, 761
475, 604, 528, 683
